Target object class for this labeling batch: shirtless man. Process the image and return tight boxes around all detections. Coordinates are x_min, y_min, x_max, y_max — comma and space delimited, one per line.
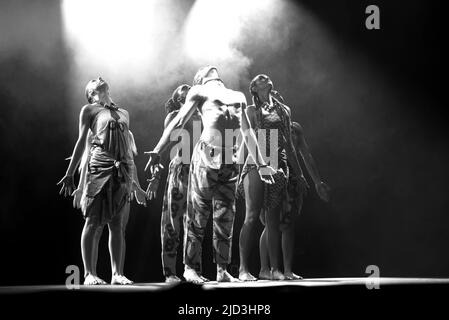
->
145, 66, 275, 283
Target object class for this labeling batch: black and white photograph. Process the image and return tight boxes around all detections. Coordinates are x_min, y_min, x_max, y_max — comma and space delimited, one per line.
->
0, 0, 446, 317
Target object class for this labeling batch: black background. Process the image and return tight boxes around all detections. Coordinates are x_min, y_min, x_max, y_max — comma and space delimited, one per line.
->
0, 0, 446, 286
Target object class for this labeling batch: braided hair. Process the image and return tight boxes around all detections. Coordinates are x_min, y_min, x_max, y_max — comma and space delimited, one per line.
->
249, 76, 262, 108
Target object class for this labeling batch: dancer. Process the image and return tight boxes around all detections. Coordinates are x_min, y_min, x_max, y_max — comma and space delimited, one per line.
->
58, 77, 147, 285
146, 84, 202, 282
237, 75, 309, 281
145, 66, 276, 284
259, 121, 330, 280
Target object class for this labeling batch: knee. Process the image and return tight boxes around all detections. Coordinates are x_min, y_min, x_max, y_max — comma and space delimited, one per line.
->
108, 220, 124, 234
244, 213, 258, 226
266, 215, 280, 230
280, 224, 294, 235
84, 218, 102, 232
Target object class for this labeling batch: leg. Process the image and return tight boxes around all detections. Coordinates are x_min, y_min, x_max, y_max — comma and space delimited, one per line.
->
282, 194, 304, 280
266, 204, 285, 280
183, 162, 213, 284
258, 226, 271, 280
118, 205, 130, 276
282, 225, 302, 280
213, 199, 238, 282
91, 225, 102, 277
214, 165, 239, 283
239, 169, 264, 281
108, 201, 133, 285
81, 216, 107, 285
161, 164, 187, 282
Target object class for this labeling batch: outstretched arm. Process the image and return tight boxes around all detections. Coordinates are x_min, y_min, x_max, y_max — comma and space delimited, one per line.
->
145, 89, 201, 172
295, 124, 330, 201
58, 105, 92, 197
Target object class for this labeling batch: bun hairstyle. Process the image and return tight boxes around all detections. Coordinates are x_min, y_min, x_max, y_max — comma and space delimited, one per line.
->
164, 84, 191, 114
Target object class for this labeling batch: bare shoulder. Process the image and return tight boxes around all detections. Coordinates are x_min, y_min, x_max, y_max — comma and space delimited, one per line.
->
80, 104, 96, 119
230, 89, 246, 102
118, 107, 130, 117
119, 106, 129, 114
187, 85, 204, 101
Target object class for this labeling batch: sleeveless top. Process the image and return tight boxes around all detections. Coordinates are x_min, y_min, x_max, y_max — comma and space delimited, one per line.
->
238, 98, 292, 211
90, 105, 135, 161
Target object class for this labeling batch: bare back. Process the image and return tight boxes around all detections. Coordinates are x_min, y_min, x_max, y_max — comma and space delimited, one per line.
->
191, 82, 245, 147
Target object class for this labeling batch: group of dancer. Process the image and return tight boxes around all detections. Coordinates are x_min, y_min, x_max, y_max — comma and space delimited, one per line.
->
58, 66, 330, 285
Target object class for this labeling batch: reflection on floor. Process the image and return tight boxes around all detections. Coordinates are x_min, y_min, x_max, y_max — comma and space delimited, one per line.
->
1, 277, 449, 294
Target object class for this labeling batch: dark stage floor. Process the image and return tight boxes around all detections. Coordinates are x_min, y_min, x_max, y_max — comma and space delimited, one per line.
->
1, 278, 447, 317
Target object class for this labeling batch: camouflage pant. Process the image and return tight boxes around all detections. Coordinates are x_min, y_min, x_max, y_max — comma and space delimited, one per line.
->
183, 141, 239, 272
161, 158, 189, 277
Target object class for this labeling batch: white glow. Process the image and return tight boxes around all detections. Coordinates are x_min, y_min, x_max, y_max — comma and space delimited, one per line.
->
61, 0, 170, 83
184, 0, 276, 62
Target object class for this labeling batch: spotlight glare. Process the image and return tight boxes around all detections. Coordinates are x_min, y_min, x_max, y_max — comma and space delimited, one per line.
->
184, 0, 276, 62
61, 0, 166, 78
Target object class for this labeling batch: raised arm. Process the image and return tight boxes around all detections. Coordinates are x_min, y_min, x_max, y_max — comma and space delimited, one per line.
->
58, 105, 92, 197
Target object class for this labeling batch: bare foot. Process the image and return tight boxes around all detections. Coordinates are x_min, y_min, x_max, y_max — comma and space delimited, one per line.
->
217, 270, 240, 282
258, 269, 272, 280
84, 274, 107, 285
165, 275, 182, 283
111, 275, 134, 285
284, 272, 303, 280
271, 269, 286, 281
200, 275, 210, 282
239, 271, 258, 282
183, 267, 204, 284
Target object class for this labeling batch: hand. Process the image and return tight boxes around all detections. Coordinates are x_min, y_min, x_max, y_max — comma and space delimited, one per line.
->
134, 186, 148, 207
144, 151, 161, 173
315, 181, 330, 202
146, 177, 160, 200
57, 174, 75, 197
258, 165, 276, 184
71, 188, 83, 209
